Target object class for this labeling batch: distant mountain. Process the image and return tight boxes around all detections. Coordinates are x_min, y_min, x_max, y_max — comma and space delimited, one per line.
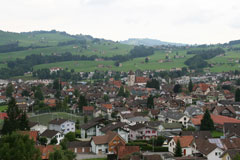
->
120, 38, 187, 46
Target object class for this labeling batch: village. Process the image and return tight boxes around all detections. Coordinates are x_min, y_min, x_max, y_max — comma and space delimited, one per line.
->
1, 69, 240, 160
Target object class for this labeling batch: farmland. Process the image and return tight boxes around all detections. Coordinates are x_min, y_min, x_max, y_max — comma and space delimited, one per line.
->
0, 30, 240, 74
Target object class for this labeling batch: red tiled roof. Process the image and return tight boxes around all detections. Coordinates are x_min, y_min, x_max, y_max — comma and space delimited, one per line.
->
135, 77, 149, 84
83, 106, 94, 111
36, 145, 60, 159
102, 104, 113, 109
117, 146, 140, 159
0, 112, 8, 120
18, 131, 38, 142
113, 81, 122, 87
192, 114, 240, 126
173, 136, 194, 148
193, 83, 210, 92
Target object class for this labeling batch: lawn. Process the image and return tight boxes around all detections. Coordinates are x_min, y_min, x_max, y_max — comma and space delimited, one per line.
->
0, 105, 8, 112
211, 131, 223, 138
82, 159, 107, 160
29, 112, 86, 126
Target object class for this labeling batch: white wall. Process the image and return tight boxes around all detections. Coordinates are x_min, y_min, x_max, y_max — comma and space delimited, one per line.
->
207, 148, 223, 160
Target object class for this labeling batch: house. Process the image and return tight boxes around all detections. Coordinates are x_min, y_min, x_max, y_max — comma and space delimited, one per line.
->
191, 114, 240, 130
40, 129, 64, 145
80, 117, 105, 139
158, 123, 182, 134
168, 136, 195, 156
184, 106, 204, 117
83, 106, 94, 116
29, 121, 47, 134
37, 145, 60, 160
223, 123, 240, 138
181, 131, 212, 139
129, 123, 157, 141
193, 83, 212, 95
212, 106, 236, 118
67, 141, 92, 154
91, 131, 126, 154
220, 149, 240, 160
48, 118, 75, 135
114, 145, 140, 160
0, 112, 8, 120
195, 138, 223, 160
44, 98, 56, 107
99, 122, 129, 143
158, 111, 190, 127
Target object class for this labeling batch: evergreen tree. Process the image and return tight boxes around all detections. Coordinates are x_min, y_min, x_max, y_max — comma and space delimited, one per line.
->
147, 95, 154, 109
117, 86, 125, 97
188, 79, 193, 92
235, 88, 240, 102
146, 79, 160, 90
19, 111, 30, 131
200, 109, 215, 131
53, 79, 62, 90
174, 139, 182, 157
78, 95, 87, 112
5, 83, 14, 97
173, 84, 182, 93
84, 115, 88, 123
2, 98, 21, 134
39, 137, 48, 145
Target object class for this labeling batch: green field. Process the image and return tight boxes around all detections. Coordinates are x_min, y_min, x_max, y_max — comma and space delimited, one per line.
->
29, 112, 86, 126
0, 105, 8, 112
211, 130, 223, 138
1, 30, 240, 73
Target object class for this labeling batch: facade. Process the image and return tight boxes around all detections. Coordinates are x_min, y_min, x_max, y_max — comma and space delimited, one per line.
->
49, 118, 75, 135
40, 129, 64, 145
129, 124, 157, 141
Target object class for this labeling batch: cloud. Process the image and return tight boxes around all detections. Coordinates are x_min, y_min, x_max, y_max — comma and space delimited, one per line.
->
1, 0, 240, 44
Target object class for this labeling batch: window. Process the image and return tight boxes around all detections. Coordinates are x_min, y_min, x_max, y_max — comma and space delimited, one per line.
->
152, 130, 156, 133
215, 152, 218, 156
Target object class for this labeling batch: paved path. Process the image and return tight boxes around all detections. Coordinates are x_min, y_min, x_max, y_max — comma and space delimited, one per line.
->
76, 153, 107, 160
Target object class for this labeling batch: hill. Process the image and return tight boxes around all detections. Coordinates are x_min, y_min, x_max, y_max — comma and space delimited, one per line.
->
0, 30, 240, 79
120, 38, 186, 46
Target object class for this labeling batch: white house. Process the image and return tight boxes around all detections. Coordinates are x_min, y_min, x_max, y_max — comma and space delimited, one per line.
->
168, 136, 195, 156
29, 121, 47, 134
40, 129, 64, 145
48, 118, 75, 135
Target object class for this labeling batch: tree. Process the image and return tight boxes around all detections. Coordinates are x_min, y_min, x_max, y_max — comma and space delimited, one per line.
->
173, 84, 182, 93
53, 79, 61, 90
19, 111, 30, 131
84, 115, 88, 123
78, 95, 87, 112
65, 132, 76, 142
50, 137, 58, 145
188, 79, 193, 92
35, 88, 44, 100
146, 79, 160, 90
233, 153, 240, 160
73, 89, 80, 98
118, 86, 125, 97
200, 109, 214, 131
5, 83, 14, 97
111, 112, 117, 119
2, 98, 21, 134
145, 57, 149, 63
49, 148, 76, 160
174, 139, 182, 157
235, 88, 240, 102
0, 133, 41, 160
22, 90, 30, 97
76, 119, 80, 130
147, 95, 154, 109
236, 79, 240, 86
103, 94, 109, 102
39, 137, 48, 145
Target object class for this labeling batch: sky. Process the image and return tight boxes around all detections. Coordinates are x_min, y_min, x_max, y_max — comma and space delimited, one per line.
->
1, 0, 240, 44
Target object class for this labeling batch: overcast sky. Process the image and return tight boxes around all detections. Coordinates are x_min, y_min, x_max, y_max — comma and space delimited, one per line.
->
1, 0, 240, 44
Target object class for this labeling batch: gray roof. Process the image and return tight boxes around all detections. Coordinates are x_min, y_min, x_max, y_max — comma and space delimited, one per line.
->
166, 111, 186, 120
185, 106, 203, 116
40, 129, 59, 138
161, 123, 182, 129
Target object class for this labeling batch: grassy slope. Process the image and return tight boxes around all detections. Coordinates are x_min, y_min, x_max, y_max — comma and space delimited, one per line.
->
1, 30, 240, 73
